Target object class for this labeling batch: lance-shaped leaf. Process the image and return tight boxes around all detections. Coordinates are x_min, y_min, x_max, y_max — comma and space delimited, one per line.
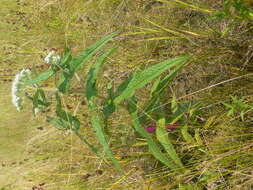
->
25, 70, 54, 85
135, 62, 186, 122
58, 71, 72, 93
88, 101, 123, 172
86, 48, 116, 100
114, 56, 190, 105
103, 83, 115, 120
114, 74, 133, 98
85, 49, 122, 172
156, 118, 184, 169
59, 48, 72, 67
71, 31, 119, 72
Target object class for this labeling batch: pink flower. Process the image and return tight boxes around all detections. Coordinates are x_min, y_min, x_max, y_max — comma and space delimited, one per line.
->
145, 122, 180, 133
145, 125, 157, 133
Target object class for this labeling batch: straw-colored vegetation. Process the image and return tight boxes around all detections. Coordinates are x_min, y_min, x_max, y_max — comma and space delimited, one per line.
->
1, 0, 253, 190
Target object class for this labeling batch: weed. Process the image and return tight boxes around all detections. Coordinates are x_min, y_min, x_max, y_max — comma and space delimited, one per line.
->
12, 31, 189, 173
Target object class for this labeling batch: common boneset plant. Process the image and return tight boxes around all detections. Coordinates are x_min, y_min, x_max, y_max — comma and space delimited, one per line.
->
12, 31, 191, 172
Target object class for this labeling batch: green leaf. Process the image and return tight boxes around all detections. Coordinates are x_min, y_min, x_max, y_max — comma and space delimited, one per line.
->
58, 72, 71, 93
103, 83, 116, 121
59, 48, 72, 67
86, 48, 116, 100
71, 31, 119, 72
25, 70, 54, 85
228, 109, 234, 116
114, 56, 190, 105
150, 77, 161, 96
156, 118, 184, 169
88, 100, 123, 172
55, 92, 62, 111
222, 102, 233, 109
102, 83, 115, 137
114, 74, 133, 98
33, 90, 39, 108
56, 49, 74, 94
127, 97, 179, 171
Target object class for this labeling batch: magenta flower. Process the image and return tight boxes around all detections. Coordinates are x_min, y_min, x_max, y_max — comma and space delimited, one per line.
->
145, 122, 180, 133
145, 125, 157, 133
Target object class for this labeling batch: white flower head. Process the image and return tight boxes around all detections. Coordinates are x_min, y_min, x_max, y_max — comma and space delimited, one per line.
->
44, 51, 60, 64
11, 69, 31, 111
34, 107, 40, 115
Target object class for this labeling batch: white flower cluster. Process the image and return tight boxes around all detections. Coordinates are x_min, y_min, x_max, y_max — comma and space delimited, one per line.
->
44, 51, 60, 64
34, 107, 42, 115
11, 69, 31, 111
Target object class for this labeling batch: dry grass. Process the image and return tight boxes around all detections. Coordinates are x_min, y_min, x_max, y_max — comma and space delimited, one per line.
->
1, 0, 253, 189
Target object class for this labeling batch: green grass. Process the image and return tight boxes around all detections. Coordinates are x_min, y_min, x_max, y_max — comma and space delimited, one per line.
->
1, 0, 253, 189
